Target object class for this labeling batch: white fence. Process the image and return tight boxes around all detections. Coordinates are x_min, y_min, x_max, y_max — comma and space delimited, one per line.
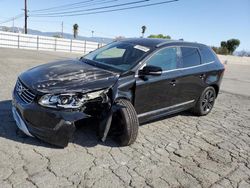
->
0, 31, 104, 54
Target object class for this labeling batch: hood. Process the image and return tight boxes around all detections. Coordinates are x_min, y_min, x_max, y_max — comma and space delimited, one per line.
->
19, 59, 119, 94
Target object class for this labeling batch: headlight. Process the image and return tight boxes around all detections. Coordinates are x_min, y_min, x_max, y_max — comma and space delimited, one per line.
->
38, 89, 106, 109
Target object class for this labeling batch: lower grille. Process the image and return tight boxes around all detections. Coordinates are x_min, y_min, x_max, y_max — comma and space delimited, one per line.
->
16, 79, 36, 104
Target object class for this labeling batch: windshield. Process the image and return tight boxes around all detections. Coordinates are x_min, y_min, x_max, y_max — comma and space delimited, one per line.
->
82, 41, 151, 72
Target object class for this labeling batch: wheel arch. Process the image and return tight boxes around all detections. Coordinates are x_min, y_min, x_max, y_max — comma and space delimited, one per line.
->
209, 84, 219, 97
114, 96, 133, 104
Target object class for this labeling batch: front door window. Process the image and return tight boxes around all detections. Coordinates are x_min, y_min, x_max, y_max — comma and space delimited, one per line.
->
146, 47, 178, 71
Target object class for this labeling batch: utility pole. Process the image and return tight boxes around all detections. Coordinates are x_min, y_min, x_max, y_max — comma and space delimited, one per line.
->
24, 0, 28, 34
12, 17, 15, 32
61, 21, 64, 38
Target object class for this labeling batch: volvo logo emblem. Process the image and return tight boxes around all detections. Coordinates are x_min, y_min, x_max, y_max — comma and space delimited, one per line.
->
17, 84, 25, 95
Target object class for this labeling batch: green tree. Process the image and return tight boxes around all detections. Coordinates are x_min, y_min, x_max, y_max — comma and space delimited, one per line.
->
213, 39, 240, 55
220, 41, 227, 48
141, 25, 147, 38
218, 47, 229, 55
73, 24, 79, 39
211, 46, 219, 54
148, 34, 171, 39
226, 39, 240, 54
212, 46, 229, 55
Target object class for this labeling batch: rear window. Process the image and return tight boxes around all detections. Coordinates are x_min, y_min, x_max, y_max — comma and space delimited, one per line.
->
181, 47, 201, 68
199, 46, 216, 64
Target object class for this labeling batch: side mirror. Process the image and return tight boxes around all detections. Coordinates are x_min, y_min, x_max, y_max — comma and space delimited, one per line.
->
139, 65, 162, 76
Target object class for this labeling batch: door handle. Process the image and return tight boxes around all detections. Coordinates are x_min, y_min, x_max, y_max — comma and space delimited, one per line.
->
199, 74, 206, 79
170, 80, 176, 87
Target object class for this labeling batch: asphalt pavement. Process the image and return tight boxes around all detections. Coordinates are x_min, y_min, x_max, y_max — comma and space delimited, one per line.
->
0, 48, 250, 188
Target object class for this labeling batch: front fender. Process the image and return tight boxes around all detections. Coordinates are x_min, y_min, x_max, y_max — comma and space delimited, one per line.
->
111, 74, 136, 104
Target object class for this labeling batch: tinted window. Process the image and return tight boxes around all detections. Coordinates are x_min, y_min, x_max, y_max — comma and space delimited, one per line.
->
181, 47, 201, 68
199, 46, 215, 64
83, 42, 149, 72
96, 47, 126, 59
146, 47, 178, 71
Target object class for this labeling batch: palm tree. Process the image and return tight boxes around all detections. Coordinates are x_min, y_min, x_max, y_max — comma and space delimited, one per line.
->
141, 25, 147, 38
73, 24, 79, 39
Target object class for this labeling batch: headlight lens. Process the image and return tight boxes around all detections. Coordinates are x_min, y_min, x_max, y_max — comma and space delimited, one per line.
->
38, 89, 106, 109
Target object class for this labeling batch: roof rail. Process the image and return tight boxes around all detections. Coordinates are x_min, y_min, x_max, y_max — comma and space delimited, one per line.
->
156, 39, 186, 48
155, 40, 177, 48
156, 41, 171, 48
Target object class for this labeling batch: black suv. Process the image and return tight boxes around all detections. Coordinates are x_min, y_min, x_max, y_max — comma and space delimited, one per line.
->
12, 38, 224, 147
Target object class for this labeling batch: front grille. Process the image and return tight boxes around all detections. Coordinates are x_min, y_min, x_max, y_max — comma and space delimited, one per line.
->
16, 79, 36, 104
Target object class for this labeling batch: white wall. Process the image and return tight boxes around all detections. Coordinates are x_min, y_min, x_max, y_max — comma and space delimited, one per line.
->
0, 31, 104, 54
218, 54, 250, 65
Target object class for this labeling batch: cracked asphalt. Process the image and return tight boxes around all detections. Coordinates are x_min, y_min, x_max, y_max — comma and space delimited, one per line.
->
0, 48, 250, 188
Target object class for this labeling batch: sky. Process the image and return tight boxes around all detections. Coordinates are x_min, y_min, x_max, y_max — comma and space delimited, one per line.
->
0, 0, 249, 51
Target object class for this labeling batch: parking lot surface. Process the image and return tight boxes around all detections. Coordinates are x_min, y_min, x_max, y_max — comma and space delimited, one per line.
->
0, 48, 250, 188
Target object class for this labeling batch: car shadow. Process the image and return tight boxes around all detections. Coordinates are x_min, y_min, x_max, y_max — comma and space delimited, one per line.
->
0, 100, 194, 149
0, 100, 118, 149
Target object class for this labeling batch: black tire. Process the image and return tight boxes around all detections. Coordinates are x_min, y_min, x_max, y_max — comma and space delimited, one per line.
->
193, 86, 216, 116
112, 99, 139, 146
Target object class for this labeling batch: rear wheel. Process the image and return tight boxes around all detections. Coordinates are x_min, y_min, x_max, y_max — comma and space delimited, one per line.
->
193, 86, 216, 116
111, 99, 139, 146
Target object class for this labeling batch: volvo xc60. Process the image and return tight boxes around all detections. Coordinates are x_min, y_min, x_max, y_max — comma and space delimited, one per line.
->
12, 38, 225, 147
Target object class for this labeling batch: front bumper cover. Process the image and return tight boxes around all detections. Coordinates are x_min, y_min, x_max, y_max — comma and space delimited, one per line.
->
12, 91, 89, 147
12, 106, 34, 137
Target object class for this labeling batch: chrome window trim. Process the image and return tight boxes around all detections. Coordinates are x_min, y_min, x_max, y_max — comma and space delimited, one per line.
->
135, 61, 215, 78
134, 45, 215, 78
161, 60, 215, 73
137, 100, 195, 118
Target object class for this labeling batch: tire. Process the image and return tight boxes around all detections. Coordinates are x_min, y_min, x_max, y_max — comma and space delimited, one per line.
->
193, 86, 216, 116
112, 99, 139, 146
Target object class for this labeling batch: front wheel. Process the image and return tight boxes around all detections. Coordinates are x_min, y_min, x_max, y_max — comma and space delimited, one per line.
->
192, 86, 216, 116
111, 99, 139, 146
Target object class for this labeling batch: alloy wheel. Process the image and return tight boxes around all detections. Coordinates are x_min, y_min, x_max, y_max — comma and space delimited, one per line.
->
201, 89, 215, 113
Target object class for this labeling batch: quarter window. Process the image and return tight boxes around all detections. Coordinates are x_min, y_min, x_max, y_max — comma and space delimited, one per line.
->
199, 46, 216, 64
146, 47, 178, 71
181, 47, 201, 68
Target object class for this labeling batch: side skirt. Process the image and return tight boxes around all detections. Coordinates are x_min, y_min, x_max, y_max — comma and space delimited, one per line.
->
138, 100, 195, 124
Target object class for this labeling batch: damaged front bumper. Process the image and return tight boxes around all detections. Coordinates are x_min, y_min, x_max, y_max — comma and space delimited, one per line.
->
12, 91, 89, 147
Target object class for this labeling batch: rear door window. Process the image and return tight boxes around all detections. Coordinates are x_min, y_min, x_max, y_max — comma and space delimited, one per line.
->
181, 47, 201, 68
199, 46, 216, 64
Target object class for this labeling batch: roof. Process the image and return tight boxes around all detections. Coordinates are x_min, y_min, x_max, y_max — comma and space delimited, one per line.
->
120, 38, 206, 49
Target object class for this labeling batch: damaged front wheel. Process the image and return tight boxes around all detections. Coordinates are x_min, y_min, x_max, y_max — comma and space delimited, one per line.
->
111, 99, 139, 146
